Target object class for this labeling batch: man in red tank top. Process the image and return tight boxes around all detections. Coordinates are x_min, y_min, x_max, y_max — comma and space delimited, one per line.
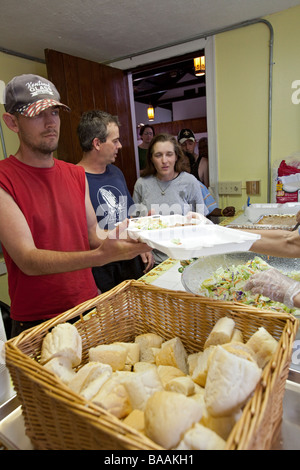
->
0, 74, 150, 337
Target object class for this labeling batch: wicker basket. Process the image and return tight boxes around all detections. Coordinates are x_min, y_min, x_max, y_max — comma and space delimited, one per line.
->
5, 280, 299, 450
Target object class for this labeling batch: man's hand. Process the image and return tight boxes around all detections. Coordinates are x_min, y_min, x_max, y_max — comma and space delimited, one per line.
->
141, 251, 155, 273
95, 219, 152, 266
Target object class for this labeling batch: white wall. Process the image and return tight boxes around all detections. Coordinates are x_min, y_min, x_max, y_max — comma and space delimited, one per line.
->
173, 96, 207, 120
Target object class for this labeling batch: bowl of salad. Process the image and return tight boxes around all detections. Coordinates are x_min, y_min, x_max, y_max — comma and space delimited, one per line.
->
181, 252, 300, 314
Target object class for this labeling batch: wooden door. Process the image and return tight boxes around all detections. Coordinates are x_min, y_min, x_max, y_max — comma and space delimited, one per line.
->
45, 49, 137, 193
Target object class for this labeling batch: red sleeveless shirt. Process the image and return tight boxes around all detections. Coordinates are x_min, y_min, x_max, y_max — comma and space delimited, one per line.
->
0, 156, 98, 321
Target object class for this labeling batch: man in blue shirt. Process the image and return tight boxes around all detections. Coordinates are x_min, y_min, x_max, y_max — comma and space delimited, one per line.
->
77, 110, 153, 292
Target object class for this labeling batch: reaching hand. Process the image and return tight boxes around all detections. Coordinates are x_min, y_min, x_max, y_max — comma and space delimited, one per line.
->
243, 267, 300, 308
222, 206, 235, 217
96, 219, 152, 265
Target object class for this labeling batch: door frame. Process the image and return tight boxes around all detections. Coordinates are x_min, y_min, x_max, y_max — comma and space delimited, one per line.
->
108, 35, 219, 203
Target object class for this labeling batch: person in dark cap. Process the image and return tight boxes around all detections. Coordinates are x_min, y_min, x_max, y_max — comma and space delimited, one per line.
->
0, 74, 150, 337
177, 129, 197, 159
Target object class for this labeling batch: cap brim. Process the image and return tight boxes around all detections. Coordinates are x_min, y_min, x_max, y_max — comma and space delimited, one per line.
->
179, 137, 195, 143
17, 99, 71, 117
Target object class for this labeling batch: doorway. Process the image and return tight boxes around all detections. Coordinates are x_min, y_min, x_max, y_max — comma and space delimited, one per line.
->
121, 37, 219, 202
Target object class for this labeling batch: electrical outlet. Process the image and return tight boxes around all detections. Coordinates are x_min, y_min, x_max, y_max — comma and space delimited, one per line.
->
218, 181, 242, 195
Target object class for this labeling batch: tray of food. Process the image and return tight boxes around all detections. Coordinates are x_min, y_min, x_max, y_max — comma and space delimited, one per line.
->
181, 251, 300, 315
244, 203, 300, 223
5, 280, 299, 450
255, 213, 297, 229
127, 215, 261, 259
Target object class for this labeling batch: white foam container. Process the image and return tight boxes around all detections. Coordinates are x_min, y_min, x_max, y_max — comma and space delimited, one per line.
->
128, 223, 260, 260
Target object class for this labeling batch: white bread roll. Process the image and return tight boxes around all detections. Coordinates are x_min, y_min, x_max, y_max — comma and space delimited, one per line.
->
123, 409, 145, 433
135, 333, 163, 361
139, 347, 161, 363
246, 327, 278, 368
191, 346, 216, 387
231, 328, 243, 343
155, 337, 188, 374
187, 351, 202, 375
165, 376, 195, 396
113, 342, 140, 367
133, 362, 157, 373
144, 391, 203, 449
43, 356, 76, 384
193, 384, 205, 396
92, 371, 132, 418
222, 341, 257, 363
40, 323, 82, 366
122, 367, 163, 411
156, 365, 185, 388
68, 362, 112, 400
176, 423, 226, 450
200, 407, 242, 441
204, 317, 235, 349
89, 344, 127, 371
205, 345, 262, 417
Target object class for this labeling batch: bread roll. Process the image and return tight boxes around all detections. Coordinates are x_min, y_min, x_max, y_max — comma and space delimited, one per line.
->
191, 346, 216, 387
187, 351, 202, 375
139, 347, 161, 363
155, 337, 188, 374
133, 362, 157, 373
40, 323, 82, 366
135, 333, 163, 361
122, 367, 163, 411
176, 423, 226, 450
89, 344, 127, 371
92, 371, 132, 418
43, 356, 76, 384
123, 409, 145, 433
246, 327, 278, 368
222, 341, 257, 363
204, 345, 262, 417
204, 317, 235, 349
156, 365, 185, 388
231, 328, 243, 343
68, 362, 112, 400
165, 376, 195, 396
144, 391, 203, 449
200, 408, 242, 440
113, 342, 140, 367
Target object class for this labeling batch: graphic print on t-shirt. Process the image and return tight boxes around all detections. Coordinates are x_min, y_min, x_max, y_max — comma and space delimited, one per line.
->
95, 185, 127, 229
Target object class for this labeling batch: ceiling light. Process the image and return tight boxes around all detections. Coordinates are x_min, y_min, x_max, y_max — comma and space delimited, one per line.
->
147, 105, 154, 121
194, 56, 205, 76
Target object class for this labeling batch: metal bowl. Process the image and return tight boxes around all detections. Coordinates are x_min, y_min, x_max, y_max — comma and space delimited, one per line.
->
181, 251, 300, 295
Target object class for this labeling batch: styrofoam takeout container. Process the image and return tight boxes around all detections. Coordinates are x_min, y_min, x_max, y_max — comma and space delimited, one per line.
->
128, 217, 260, 259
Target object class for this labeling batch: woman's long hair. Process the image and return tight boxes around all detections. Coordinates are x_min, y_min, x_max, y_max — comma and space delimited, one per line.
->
142, 133, 186, 177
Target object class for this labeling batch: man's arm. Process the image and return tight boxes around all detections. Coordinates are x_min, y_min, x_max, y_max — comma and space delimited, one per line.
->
0, 187, 151, 276
249, 228, 300, 258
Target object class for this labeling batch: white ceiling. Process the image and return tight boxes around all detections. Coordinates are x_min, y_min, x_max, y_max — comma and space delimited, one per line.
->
1, 0, 300, 67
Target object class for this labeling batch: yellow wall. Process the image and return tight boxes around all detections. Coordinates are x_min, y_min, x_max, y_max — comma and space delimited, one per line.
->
0, 52, 47, 159
215, 5, 300, 209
